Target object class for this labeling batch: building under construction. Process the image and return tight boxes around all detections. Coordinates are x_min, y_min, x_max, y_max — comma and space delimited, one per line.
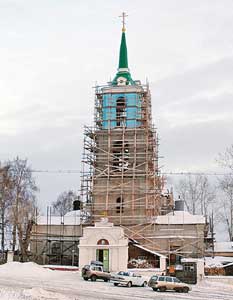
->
79, 15, 210, 262
80, 17, 175, 244
30, 16, 208, 269
81, 17, 174, 226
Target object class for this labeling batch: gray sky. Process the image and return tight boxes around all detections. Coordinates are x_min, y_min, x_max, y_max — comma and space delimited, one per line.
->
1, 0, 233, 224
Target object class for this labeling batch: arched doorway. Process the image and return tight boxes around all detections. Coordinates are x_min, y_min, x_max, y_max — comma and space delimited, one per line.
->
96, 239, 110, 271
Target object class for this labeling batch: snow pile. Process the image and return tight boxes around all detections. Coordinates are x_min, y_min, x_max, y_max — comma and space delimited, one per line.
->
0, 288, 29, 300
23, 287, 73, 299
0, 262, 54, 279
0, 287, 74, 300
0, 262, 79, 299
199, 279, 233, 292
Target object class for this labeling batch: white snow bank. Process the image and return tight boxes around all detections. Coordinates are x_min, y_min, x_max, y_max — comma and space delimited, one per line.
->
23, 287, 73, 299
0, 288, 27, 300
0, 287, 74, 300
199, 278, 233, 291
0, 262, 56, 279
0, 263, 79, 299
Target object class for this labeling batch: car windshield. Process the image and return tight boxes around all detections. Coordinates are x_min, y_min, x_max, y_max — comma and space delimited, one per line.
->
118, 271, 129, 276
151, 275, 158, 280
173, 277, 180, 283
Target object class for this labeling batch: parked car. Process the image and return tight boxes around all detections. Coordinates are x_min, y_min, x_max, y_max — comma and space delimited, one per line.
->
110, 271, 148, 287
148, 275, 191, 293
81, 262, 111, 282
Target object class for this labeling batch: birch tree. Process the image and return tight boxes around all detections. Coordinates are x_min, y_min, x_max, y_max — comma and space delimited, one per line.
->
0, 165, 11, 253
7, 157, 38, 261
176, 175, 215, 216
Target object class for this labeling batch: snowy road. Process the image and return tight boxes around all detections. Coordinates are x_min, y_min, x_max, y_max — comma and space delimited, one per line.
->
0, 263, 232, 300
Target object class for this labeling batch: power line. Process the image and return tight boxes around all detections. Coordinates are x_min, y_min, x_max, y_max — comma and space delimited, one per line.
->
32, 169, 80, 174
31, 169, 232, 176
162, 172, 231, 176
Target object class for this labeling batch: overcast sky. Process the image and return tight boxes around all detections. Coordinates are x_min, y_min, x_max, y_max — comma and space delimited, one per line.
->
1, 0, 233, 224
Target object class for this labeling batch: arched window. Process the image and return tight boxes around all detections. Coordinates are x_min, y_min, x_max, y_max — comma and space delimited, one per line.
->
97, 239, 109, 245
116, 197, 124, 214
116, 97, 126, 127
112, 141, 129, 172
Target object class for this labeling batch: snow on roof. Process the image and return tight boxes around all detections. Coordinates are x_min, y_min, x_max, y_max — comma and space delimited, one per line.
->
154, 210, 205, 225
133, 244, 167, 258
222, 261, 233, 268
204, 256, 233, 268
214, 242, 233, 253
36, 210, 81, 225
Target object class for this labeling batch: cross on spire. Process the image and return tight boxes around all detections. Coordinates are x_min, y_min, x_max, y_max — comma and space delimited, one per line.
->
119, 12, 128, 32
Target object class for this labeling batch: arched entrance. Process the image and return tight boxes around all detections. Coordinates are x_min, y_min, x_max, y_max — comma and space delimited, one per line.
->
96, 239, 109, 271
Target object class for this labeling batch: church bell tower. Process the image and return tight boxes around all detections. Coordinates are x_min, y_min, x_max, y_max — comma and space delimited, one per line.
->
81, 13, 170, 226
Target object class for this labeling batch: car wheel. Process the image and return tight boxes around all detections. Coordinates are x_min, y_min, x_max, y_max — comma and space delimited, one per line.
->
114, 283, 119, 286
183, 287, 189, 293
83, 278, 88, 281
104, 278, 109, 282
141, 281, 147, 287
127, 281, 132, 288
91, 275, 97, 282
159, 286, 166, 292
152, 287, 158, 291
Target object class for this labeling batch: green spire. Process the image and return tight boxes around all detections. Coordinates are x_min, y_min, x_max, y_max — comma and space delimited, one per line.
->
118, 31, 128, 69
112, 14, 134, 86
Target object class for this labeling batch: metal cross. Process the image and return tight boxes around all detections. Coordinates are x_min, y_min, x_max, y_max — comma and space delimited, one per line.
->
119, 12, 128, 32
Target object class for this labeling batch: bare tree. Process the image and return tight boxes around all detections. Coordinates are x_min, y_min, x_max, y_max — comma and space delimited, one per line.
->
176, 175, 215, 216
218, 175, 233, 241
0, 164, 11, 253
218, 145, 233, 171
52, 190, 77, 216
217, 145, 233, 241
7, 157, 38, 261
16, 199, 37, 261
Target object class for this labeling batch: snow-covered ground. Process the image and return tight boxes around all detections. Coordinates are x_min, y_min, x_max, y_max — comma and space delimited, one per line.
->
0, 262, 232, 300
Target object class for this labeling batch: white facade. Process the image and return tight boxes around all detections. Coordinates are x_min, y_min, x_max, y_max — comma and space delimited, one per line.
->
79, 219, 128, 272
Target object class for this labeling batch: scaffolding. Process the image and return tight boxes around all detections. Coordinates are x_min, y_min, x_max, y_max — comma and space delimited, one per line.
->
30, 208, 81, 265
78, 79, 209, 264
80, 82, 173, 226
